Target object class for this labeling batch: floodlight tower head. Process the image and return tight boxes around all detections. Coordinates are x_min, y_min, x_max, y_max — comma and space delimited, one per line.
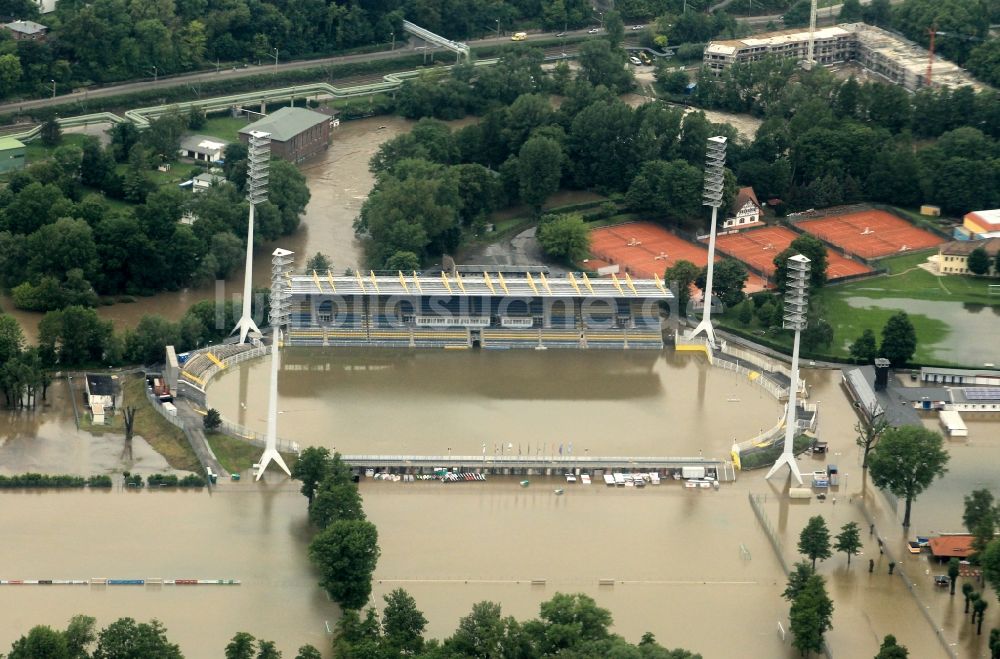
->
703, 136, 727, 208
782, 254, 811, 331
269, 248, 294, 331
246, 130, 271, 206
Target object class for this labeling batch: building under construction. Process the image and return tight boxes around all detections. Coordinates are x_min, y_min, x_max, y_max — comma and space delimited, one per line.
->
703, 23, 981, 91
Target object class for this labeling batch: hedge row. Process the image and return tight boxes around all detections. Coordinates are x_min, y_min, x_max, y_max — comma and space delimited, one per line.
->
0, 473, 108, 488
147, 473, 207, 488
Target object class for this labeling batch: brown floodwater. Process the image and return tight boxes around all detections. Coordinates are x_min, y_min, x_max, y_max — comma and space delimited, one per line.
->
207, 348, 784, 458
0, 378, 174, 476
3, 362, 993, 658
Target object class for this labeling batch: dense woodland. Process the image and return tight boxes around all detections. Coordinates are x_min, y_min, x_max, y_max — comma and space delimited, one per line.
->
0, 113, 308, 313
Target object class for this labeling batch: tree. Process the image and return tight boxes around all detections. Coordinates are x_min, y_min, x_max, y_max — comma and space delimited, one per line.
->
291, 446, 332, 505
849, 329, 879, 364
382, 588, 427, 655
576, 39, 632, 94
976, 598, 990, 635
838, 0, 863, 22
664, 260, 701, 319
990, 627, 1000, 659
64, 615, 96, 659
856, 411, 889, 470
964, 581, 976, 613
789, 573, 834, 657
305, 253, 332, 273
738, 300, 753, 326
783, 562, 814, 602
945, 557, 961, 596
309, 480, 365, 529
868, 425, 950, 528
862, 0, 891, 26
875, 634, 909, 659
537, 213, 590, 264
384, 251, 421, 272
968, 247, 991, 275
981, 540, 1000, 602
7, 625, 70, 659
256, 640, 280, 659
604, 10, 625, 47
695, 258, 748, 309
782, 0, 812, 28
124, 315, 179, 365
773, 235, 828, 291
40, 119, 62, 147
92, 618, 181, 659
801, 318, 834, 352
880, 312, 917, 367
294, 646, 322, 659
834, 521, 861, 565
309, 519, 380, 609
964, 489, 999, 555
625, 159, 703, 222
798, 515, 832, 570
204, 408, 222, 432
518, 136, 563, 213
226, 632, 256, 659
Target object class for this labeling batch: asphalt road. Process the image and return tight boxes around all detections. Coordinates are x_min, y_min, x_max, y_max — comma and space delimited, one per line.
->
0, 28, 604, 116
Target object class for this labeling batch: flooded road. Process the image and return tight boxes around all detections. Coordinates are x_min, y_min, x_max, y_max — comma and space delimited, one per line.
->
208, 348, 784, 457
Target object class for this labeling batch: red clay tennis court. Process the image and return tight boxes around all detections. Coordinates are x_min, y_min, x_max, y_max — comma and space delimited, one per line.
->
795, 210, 944, 259
588, 222, 713, 279
713, 226, 873, 280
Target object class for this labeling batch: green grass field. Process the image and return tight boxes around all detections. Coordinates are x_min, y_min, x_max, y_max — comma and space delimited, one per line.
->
721, 251, 999, 365
196, 115, 253, 143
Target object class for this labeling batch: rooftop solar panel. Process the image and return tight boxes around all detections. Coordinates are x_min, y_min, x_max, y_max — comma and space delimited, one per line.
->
964, 388, 1000, 401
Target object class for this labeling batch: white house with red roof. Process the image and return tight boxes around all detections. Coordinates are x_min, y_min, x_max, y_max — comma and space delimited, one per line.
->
723, 187, 764, 230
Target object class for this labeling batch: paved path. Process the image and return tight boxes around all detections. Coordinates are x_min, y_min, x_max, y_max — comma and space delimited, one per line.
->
174, 398, 229, 480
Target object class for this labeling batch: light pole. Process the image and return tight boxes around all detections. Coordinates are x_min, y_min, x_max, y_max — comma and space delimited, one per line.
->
233, 130, 271, 343
765, 254, 811, 487
273, 48, 278, 73
688, 136, 727, 348
390, 31, 395, 51
150, 66, 158, 83
495, 19, 500, 38
50, 79, 55, 99
256, 247, 294, 481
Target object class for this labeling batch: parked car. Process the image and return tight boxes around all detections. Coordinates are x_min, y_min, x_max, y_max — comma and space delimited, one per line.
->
629, 56, 642, 65
555, 31, 567, 37
631, 24, 645, 30
588, 27, 600, 34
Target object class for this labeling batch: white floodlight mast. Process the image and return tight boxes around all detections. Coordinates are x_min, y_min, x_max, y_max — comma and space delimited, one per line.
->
256, 247, 294, 481
688, 136, 727, 347
234, 130, 271, 343
766, 253, 811, 485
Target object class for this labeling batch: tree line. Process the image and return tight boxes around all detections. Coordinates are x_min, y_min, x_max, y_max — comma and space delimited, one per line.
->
358, 43, 741, 269
0, 115, 308, 312
687, 58, 1000, 217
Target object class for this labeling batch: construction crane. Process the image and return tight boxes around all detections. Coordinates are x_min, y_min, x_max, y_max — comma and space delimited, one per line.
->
925, 25, 983, 87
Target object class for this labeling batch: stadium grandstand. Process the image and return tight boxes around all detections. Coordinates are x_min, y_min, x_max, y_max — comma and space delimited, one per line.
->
283, 269, 672, 350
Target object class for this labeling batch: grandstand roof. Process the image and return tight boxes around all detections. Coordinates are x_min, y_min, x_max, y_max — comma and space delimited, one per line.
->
288, 272, 673, 299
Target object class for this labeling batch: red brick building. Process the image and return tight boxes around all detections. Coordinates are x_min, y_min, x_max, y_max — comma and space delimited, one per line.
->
238, 107, 331, 163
